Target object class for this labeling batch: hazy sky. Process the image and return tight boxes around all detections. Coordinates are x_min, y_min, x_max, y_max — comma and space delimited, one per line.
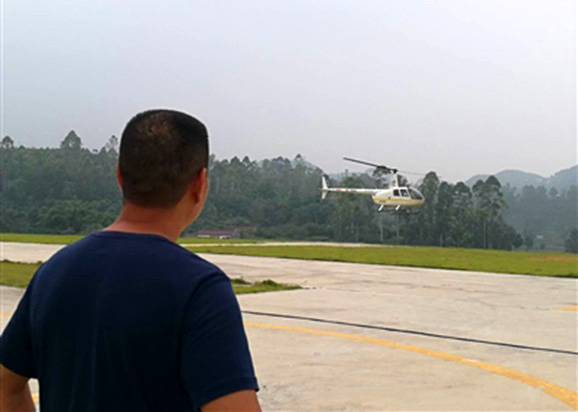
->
2, 0, 576, 182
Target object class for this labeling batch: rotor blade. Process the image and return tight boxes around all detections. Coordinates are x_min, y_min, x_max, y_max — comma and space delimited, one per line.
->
343, 157, 390, 170
397, 170, 426, 176
398, 170, 443, 179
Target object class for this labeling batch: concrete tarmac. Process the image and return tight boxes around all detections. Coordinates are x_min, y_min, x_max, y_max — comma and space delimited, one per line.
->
1, 242, 577, 410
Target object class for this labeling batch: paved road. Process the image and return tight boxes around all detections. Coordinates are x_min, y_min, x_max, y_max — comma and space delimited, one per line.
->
1, 242, 577, 410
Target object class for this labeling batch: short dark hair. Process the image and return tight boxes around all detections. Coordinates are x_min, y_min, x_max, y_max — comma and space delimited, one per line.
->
119, 109, 209, 207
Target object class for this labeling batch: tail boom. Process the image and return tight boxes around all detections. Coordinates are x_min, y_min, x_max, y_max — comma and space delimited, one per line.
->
321, 176, 378, 200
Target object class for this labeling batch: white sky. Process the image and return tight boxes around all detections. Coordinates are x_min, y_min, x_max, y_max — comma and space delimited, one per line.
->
1, 0, 576, 182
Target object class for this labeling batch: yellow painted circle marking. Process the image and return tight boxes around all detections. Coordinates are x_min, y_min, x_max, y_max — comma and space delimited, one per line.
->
245, 321, 578, 410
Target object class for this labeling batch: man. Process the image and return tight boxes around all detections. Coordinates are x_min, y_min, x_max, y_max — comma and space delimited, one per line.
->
0, 109, 261, 411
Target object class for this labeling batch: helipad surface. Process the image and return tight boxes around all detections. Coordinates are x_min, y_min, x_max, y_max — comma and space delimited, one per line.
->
1, 242, 576, 410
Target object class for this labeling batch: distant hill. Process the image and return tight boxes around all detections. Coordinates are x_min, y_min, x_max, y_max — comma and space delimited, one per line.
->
548, 166, 578, 190
465, 166, 577, 191
466, 170, 545, 188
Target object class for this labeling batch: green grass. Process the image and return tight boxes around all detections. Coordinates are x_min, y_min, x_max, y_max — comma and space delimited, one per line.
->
0, 261, 39, 288
189, 245, 578, 278
231, 278, 301, 294
176, 237, 259, 245
0, 233, 84, 244
0, 261, 300, 293
3, 233, 576, 278
0, 233, 260, 245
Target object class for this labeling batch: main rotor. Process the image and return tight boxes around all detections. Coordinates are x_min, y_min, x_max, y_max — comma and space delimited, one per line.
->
343, 157, 424, 177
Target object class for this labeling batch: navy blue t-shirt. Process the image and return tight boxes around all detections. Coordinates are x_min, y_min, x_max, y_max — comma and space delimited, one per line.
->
0, 231, 258, 411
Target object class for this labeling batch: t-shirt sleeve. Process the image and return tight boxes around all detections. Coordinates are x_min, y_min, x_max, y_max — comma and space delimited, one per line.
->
180, 272, 258, 409
0, 281, 37, 378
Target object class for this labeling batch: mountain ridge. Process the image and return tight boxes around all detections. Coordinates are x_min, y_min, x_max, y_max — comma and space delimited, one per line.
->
465, 165, 577, 190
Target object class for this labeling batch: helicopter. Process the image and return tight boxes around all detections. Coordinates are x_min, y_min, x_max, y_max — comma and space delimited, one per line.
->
321, 157, 425, 212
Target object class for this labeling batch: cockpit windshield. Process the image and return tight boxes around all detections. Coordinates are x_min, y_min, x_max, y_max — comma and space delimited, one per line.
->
409, 188, 424, 200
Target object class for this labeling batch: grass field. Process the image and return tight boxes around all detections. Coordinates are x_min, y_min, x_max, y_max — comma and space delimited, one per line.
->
0, 261, 39, 288
188, 245, 578, 278
3, 233, 577, 278
0, 261, 299, 293
0, 233, 259, 245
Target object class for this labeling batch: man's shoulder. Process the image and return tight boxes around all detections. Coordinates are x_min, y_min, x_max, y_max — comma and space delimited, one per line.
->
41, 231, 225, 281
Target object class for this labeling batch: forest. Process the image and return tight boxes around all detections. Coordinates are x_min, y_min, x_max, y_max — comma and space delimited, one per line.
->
1, 132, 576, 252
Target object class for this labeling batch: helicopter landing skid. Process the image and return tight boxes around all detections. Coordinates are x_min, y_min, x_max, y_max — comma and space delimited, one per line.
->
377, 206, 419, 215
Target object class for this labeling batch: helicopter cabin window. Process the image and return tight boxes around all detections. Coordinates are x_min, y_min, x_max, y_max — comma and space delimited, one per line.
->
393, 189, 400, 197
400, 189, 409, 198
409, 188, 424, 200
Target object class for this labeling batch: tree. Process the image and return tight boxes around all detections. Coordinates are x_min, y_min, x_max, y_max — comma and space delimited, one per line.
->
565, 229, 578, 253
472, 176, 508, 249
449, 182, 474, 247
512, 232, 524, 249
104, 135, 119, 153
60, 130, 82, 150
1, 136, 14, 150
435, 182, 454, 246
419, 172, 440, 244
330, 176, 376, 242
398, 174, 409, 187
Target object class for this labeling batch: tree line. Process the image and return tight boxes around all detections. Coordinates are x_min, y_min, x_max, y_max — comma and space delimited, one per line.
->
1, 132, 576, 252
1, 133, 120, 234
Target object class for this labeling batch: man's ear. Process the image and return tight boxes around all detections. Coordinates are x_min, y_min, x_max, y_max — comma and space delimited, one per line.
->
190, 168, 208, 203
115, 165, 123, 190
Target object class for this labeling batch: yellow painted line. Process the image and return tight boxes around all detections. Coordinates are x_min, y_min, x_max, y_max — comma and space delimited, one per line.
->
0, 313, 12, 317
32, 392, 39, 404
245, 321, 578, 410
558, 305, 578, 312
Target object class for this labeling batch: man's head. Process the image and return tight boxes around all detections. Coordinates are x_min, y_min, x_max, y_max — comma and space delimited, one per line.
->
118, 109, 209, 209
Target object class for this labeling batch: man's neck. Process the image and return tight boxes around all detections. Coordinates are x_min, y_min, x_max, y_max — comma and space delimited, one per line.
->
104, 203, 184, 243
